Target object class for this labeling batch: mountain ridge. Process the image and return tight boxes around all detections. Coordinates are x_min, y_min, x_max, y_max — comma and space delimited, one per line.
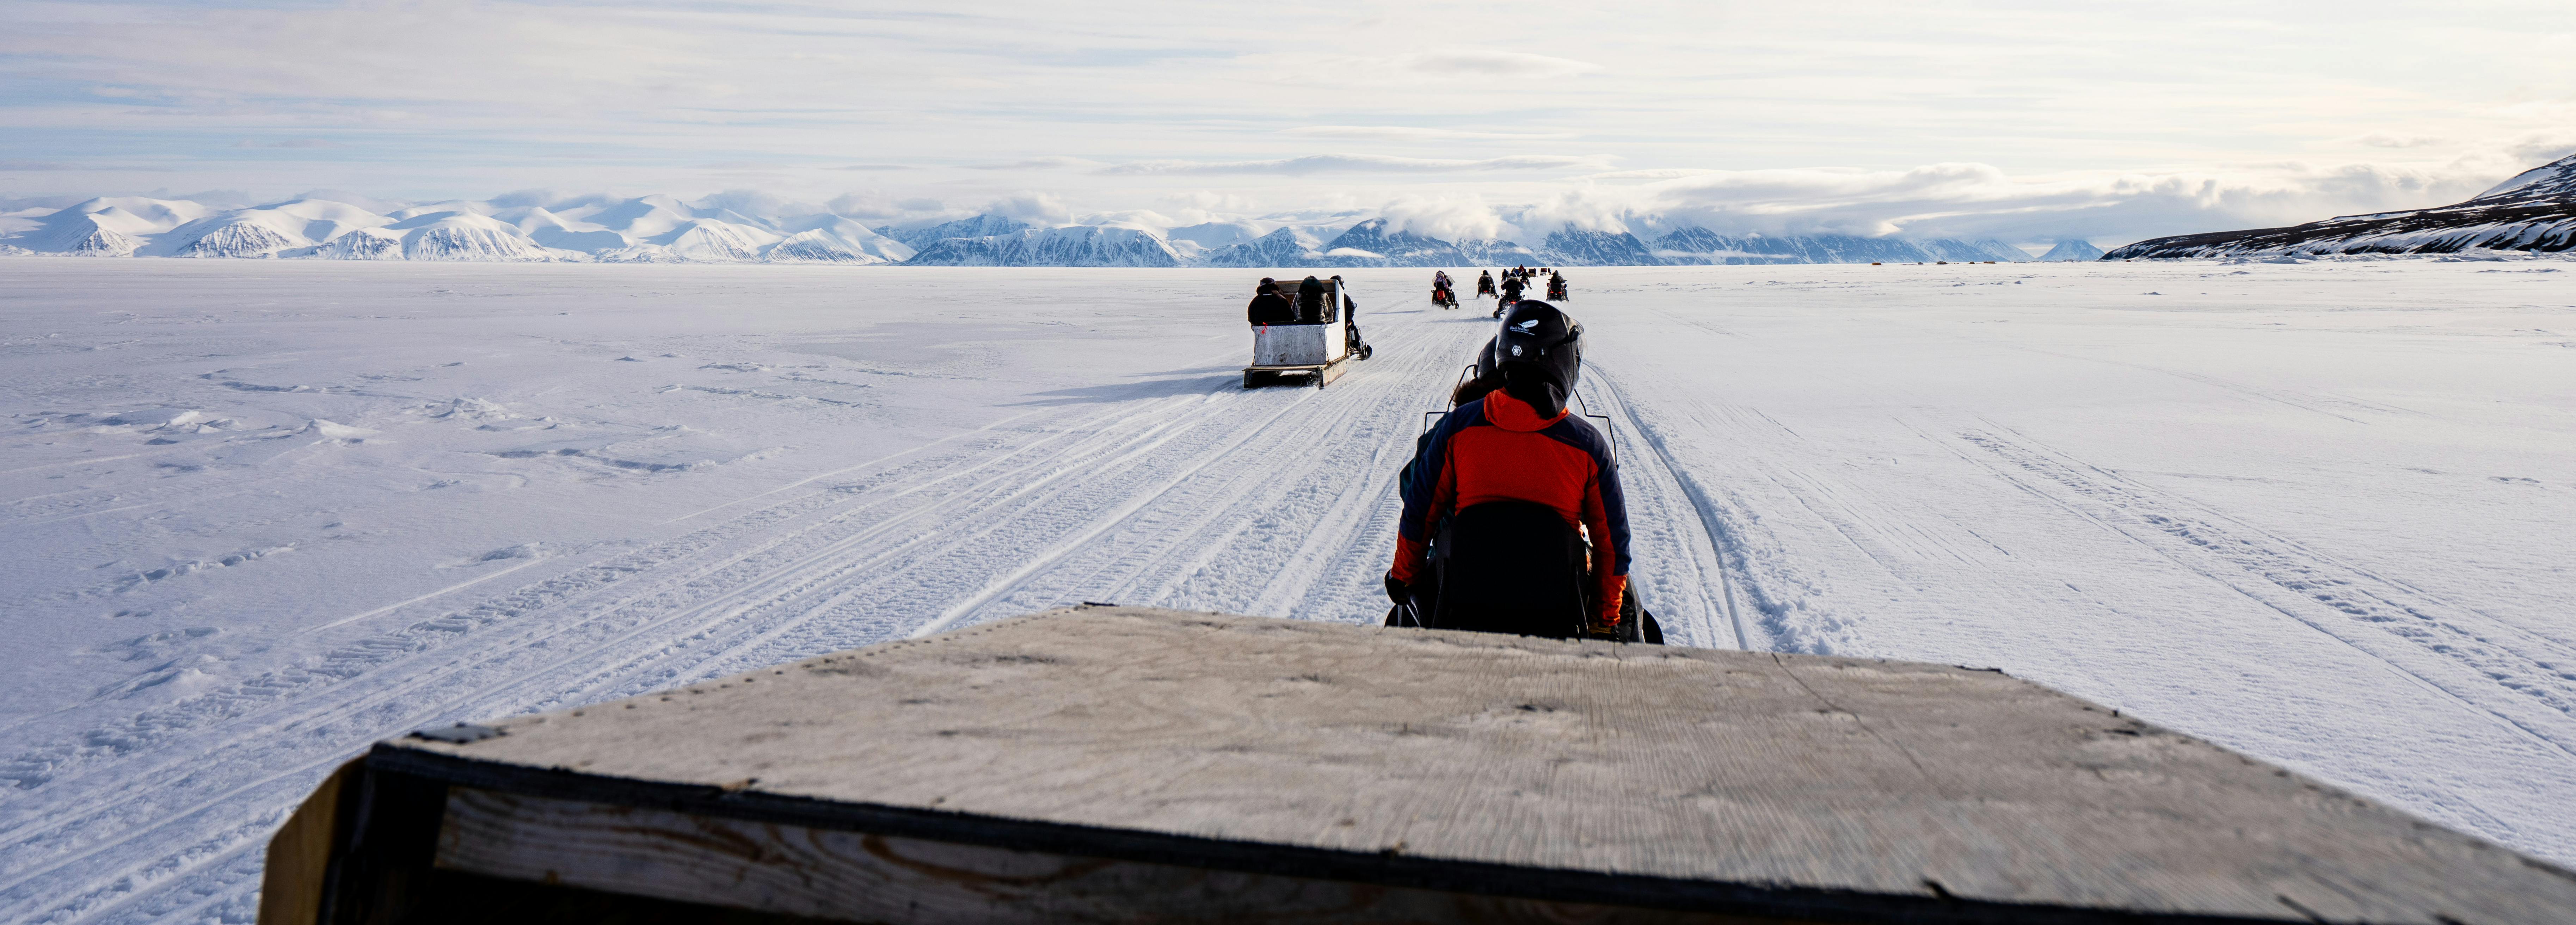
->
2106, 153, 2576, 259
2, 192, 2077, 267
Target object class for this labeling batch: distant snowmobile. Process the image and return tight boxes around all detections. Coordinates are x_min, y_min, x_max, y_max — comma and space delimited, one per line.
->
1546, 273, 1568, 301
1475, 272, 1496, 299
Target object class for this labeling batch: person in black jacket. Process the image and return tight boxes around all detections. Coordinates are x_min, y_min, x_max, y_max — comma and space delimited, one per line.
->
1495, 272, 1526, 316
1247, 278, 1295, 325
1330, 275, 1372, 358
1295, 276, 1331, 324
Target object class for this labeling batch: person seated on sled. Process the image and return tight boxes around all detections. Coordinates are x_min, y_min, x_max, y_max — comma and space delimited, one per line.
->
1294, 276, 1333, 324
1387, 300, 1629, 640
1547, 270, 1568, 300
1495, 272, 1526, 316
1247, 278, 1296, 325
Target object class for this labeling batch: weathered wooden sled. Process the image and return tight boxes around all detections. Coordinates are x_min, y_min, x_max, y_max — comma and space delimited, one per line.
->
261, 606, 2576, 924
1245, 277, 1362, 388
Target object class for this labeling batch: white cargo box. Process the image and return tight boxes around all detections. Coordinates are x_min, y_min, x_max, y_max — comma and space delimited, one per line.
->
1244, 278, 1358, 388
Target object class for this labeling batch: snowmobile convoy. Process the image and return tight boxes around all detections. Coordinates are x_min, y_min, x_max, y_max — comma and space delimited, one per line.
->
1244, 275, 1371, 388
1386, 300, 1664, 644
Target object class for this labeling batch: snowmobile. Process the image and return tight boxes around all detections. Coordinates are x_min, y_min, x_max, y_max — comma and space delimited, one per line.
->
1433, 282, 1459, 308
1546, 276, 1568, 301
1475, 275, 1496, 299
1385, 336, 1665, 645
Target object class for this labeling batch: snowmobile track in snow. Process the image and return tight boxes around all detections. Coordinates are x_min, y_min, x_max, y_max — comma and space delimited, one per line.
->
4, 303, 1715, 925
1923, 419, 2576, 764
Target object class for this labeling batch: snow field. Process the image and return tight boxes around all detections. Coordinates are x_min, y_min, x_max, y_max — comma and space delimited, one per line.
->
0, 259, 2571, 923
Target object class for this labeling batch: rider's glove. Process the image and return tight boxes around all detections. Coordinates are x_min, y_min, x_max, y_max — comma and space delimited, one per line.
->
1384, 573, 1409, 606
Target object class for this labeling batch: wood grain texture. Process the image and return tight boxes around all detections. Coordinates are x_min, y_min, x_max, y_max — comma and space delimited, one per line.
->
383, 607, 2576, 924
435, 786, 1797, 924
257, 759, 358, 925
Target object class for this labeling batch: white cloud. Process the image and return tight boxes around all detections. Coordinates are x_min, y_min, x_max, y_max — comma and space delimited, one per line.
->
2504, 133, 2576, 166
1281, 126, 1578, 142
1512, 156, 2527, 246
1102, 154, 1613, 175
1379, 195, 1516, 242
5, 0, 2574, 246
965, 156, 1103, 171
1390, 49, 1602, 78
983, 192, 1073, 224
2355, 133, 2445, 149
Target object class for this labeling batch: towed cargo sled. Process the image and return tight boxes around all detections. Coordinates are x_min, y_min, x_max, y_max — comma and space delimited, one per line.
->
1246, 277, 1367, 388
263, 606, 2576, 925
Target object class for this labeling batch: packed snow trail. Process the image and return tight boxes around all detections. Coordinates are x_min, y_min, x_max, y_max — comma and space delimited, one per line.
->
0, 266, 1746, 924
4, 261, 2574, 923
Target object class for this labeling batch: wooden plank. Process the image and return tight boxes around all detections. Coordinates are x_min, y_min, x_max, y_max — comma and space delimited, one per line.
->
434, 786, 1797, 924
257, 759, 360, 925
378, 607, 2576, 924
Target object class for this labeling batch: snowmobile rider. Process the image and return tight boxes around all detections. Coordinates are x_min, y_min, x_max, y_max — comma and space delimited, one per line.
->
1495, 272, 1527, 316
1477, 270, 1496, 297
1330, 275, 1371, 356
1386, 300, 1631, 640
1247, 278, 1296, 325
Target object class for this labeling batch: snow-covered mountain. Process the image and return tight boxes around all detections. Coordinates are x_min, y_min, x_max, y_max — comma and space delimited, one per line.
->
1161, 220, 1265, 260
0, 193, 915, 264
2473, 155, 2576, 203
878, 215, 1031, 250
903, 225, 1183, 267
2039, 239, 2106, 261
1650, 228, 2029, 264
18, 197, 213, 257
1197, 227, 1327, 268
1311, 219, 1477, 267
1542, 228, 1662, 266
1, 192, 2078, 267
2107, 153, 2576, 259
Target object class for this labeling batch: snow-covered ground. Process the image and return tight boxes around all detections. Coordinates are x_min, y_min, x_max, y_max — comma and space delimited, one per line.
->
3, 259, 2572, 922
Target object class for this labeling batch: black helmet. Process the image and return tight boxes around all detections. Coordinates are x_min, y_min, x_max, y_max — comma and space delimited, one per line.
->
1493, 300, 1581, 407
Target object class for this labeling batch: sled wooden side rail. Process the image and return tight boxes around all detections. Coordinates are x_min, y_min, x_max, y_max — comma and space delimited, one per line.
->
260, 606, 2576, 924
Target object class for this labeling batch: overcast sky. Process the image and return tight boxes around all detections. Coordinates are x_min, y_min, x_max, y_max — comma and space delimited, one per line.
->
5, 0, 2574, 242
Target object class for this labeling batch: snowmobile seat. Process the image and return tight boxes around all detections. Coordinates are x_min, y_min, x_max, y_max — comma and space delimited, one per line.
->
1426, 500, 1590, 639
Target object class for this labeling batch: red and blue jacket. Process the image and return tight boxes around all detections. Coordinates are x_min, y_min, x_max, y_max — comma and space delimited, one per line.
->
1392, 388, 1630, 621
